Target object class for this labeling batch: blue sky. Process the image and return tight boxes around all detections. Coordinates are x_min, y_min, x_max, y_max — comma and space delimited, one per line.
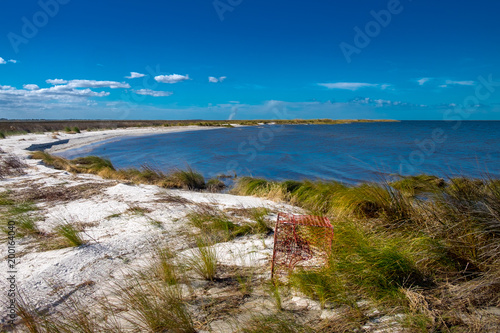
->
1, 0, 499, 120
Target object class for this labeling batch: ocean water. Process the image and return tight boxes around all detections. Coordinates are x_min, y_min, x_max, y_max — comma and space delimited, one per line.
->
57, 121, 500, 184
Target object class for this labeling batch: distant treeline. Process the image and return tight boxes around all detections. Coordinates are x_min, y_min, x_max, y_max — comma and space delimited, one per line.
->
0, 119, 397, 137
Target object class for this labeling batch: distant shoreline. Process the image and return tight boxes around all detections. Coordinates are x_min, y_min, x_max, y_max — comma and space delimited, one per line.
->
43, 126, 222, 154
0, 119, 399, 155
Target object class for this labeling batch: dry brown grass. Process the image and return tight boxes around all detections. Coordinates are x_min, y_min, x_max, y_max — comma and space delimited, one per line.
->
0, 154, 27, 179
10, 182, 114, 204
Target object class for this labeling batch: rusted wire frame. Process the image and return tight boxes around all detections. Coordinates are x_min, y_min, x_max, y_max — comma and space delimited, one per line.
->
271, 213, 334, 282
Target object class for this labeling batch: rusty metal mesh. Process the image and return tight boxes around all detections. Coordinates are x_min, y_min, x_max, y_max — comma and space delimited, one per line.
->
271, 213, 334, 281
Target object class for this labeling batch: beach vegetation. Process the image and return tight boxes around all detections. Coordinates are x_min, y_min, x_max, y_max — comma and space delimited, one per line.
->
0, 154, 27, 178
187, 204, 272, 242
149, 246, 181, 285
31, 151, 213, 191
54, 222, 87, 247
168, 167, 206, 190
206, 177, 226, 192
117, 279, 195, 332
185, 236, 218, 281
5, 145, 498, 332
0, 119, 397, 137
72, 155, 115, 173
240, 313, 313, 333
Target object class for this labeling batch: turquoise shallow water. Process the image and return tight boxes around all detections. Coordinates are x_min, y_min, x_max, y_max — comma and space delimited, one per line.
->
57, 121, 500, 184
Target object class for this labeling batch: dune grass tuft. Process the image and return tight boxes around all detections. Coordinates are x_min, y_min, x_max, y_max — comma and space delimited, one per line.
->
116, 279, 195, 333
240, 313, 313, 333
185, 237, 218, 281
151, 246, 181, 285
169, 167, 206, 190
31, 151, 210, 191
71, 155, 115, 173
187, 204, 272, 242
55, 222, 87, 247
289, 221, 426, 307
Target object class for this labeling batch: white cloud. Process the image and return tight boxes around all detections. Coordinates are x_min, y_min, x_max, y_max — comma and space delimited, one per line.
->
209, 76, 227, 83
0, 57, 17, 64
417, 77, 431, 86
126, 72, 146, 79
349, 97, 419, 108
46, 79, 68, 85
445, 80, 475, 86
23, 84, 40, 90
134, 89, 173, 97
0, 85, 110, 104
65, 80, 130, 89
318, 82, 380, 90
154, 74, 190, 84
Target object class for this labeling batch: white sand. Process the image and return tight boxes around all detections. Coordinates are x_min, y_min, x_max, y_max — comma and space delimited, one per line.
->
0, 127, 302, 325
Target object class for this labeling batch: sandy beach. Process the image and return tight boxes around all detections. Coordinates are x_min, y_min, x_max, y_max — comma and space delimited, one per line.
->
0, 127, 317, 332
2, 127, 496, 332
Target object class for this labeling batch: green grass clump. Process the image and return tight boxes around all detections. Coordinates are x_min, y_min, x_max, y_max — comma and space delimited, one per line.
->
0, 200, 42, 238
188, 206, 242, 242
185, 237, 218, 281
55, 222, 87, 247
73, 126, 81, 133
289, 180, 346, 215
31, 151, 209, 190
249, 207, 272, 234
240, 313, 313, 333
152, 247, 180, 285
232, 177, 287, 200
117, 280, 195, 333
0, 131, 5, 139
390, 174, 445, 197
169, 167, 205, 190
206, 177, 226, 192
16, 216, 41, 237
0, 191, 14, 205
71, 156, 115, 173
187, 205, 271, 242
31, 151, 77, 172
290, 222, 425, 306
8, 201, 37, 215
233, 177, 414, 223
333, 183, 415, 223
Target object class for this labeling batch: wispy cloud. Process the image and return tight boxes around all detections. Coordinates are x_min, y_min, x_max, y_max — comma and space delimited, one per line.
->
23, 84, 40, 90
208, 76, 227, 83
318, 82, 382, 90
0, 85, 109, 103
445, 80, 475, 86
349, 97, 426, 108
46, 79, 68, 85
0, 57, 17, 64
154, 74, 190, 84
417, 77, 432, 86
0, 78, 134, 108
125, 72, 146, 79
134, 89, 173, 97
45, 79, 130, 89
64, 80, 130, 89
